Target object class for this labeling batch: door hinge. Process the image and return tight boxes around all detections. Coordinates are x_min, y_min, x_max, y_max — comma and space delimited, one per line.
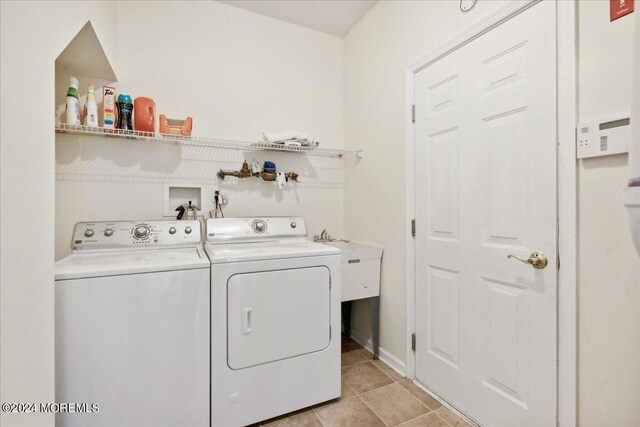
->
411, 219, 416, 237
411, 333, 416, 352
411, 105, 416, 123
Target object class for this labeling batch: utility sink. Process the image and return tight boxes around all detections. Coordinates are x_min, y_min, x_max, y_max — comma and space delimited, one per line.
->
325, 241, 383, 302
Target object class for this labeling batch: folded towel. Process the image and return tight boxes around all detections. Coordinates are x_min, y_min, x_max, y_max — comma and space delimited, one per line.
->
266, 138, 319, 148
263, 130, 319, 147
264, 130, 311, 142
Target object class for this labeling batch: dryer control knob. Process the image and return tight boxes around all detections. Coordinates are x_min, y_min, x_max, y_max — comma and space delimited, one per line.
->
185, 226, 192, 234
169, 227, 177, 235
104, 228, 114, 237
84, 229, 95, 237
252, 220, 267, 233
290, 222, 297, 229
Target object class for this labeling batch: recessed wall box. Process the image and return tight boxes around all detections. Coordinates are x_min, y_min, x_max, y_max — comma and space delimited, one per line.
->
163, 183, 208, 217
577, 115, 631, 159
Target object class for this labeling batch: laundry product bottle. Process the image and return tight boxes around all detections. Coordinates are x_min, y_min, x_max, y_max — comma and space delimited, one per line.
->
116, 94, 134, 131
65, 76, 81, 125
83, 82, 99, 128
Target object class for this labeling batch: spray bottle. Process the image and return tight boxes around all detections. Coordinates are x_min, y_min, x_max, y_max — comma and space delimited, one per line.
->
83, 82, 99, 128
65, 76, 81, 125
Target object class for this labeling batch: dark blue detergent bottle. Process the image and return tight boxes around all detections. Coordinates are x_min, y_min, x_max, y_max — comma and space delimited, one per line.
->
116, 94, 134, 132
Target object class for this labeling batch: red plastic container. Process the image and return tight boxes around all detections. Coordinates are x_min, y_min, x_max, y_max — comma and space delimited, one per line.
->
134, 97, 156, 133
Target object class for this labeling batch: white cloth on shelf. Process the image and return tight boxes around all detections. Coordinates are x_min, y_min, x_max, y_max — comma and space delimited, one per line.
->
262, 130, 319, 147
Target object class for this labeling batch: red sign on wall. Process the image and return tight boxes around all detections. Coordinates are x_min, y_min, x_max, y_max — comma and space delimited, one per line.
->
610, 0, 634, 21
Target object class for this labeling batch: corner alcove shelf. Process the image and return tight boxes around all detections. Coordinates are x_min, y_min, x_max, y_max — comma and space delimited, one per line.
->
56, 21, 117, 81
55, 124, 364, 160
55, 20, 119, 128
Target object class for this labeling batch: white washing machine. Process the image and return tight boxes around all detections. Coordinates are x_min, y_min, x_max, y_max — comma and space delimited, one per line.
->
205, 217, 341, 426
55, 220, 209, 427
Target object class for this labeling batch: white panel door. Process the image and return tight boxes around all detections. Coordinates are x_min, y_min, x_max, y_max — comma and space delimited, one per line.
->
414, 3, 557, 426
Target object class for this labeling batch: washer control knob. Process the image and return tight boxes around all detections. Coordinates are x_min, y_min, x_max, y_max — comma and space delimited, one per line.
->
290, 222, 297, 229
104, 228, 114, 237
133, 225, 150, 239
252, 220, 267, 233
185, 226, 192, 234
84, 229, 95, 237
169, 227, 177, 235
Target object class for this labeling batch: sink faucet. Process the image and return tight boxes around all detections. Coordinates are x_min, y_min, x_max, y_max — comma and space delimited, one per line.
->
314, 229, 331, 242
313, 229, 351, 243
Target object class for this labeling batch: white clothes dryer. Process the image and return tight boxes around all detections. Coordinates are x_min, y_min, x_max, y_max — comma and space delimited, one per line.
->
205, 217, 341, 427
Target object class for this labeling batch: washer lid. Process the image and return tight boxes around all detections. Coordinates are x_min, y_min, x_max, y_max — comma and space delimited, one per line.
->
55, 247, 209, 280
204, 241, 339, 264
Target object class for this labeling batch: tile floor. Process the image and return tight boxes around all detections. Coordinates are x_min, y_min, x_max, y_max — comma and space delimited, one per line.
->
257, 335, 472, 427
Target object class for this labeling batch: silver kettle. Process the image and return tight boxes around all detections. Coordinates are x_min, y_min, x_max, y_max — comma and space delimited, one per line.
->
175, 201, 199, 220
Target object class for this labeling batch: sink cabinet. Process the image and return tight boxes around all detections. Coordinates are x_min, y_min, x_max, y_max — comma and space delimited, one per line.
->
324, 241, 383, 302
325, 241, 383, 359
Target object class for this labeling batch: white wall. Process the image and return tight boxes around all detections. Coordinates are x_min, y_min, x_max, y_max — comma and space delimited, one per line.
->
343, 0, 510, 369
1, 2, 118, 426
577, 2, 640, 426
55, 1, 345, 260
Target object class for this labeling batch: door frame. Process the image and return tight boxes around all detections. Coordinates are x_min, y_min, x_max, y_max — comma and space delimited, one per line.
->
404, 1, 577, 426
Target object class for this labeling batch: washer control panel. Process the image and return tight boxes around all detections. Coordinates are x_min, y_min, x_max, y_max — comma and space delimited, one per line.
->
206, 217, 307, 242
71, 220, 202, 251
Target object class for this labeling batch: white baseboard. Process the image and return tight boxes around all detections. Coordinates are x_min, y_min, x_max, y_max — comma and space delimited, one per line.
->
348, 328, 406, 377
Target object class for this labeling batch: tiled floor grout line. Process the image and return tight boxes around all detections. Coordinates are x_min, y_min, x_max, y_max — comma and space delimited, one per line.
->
357, 395, 391, 427
435, 410, 457, 427
341, 360, 396, 395
313, 395, 360, 427
339, 359, 399, 426
342, 380, 357, 397
393, 409, 456, 427
341, 357, 368, 369
311, 406, 328, 427
366, 381, 435, 426
365, 359, 398, 384
397, 378, 462, 427
396, 411, 431, 427
402, 379, 462, 427
354, 370, 435, 427
405, 388, 432, 414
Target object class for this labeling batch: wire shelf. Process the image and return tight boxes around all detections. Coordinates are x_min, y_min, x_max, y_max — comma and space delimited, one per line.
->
55, 123, 363, 159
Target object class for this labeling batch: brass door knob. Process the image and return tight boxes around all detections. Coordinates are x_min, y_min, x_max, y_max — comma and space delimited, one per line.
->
507, 252, 548, 269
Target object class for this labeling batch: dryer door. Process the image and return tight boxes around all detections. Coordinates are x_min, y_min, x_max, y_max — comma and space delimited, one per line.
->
227, 266, 331, 369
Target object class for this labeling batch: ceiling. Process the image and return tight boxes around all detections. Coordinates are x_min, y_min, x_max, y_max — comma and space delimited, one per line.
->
219, 0, 378, 37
